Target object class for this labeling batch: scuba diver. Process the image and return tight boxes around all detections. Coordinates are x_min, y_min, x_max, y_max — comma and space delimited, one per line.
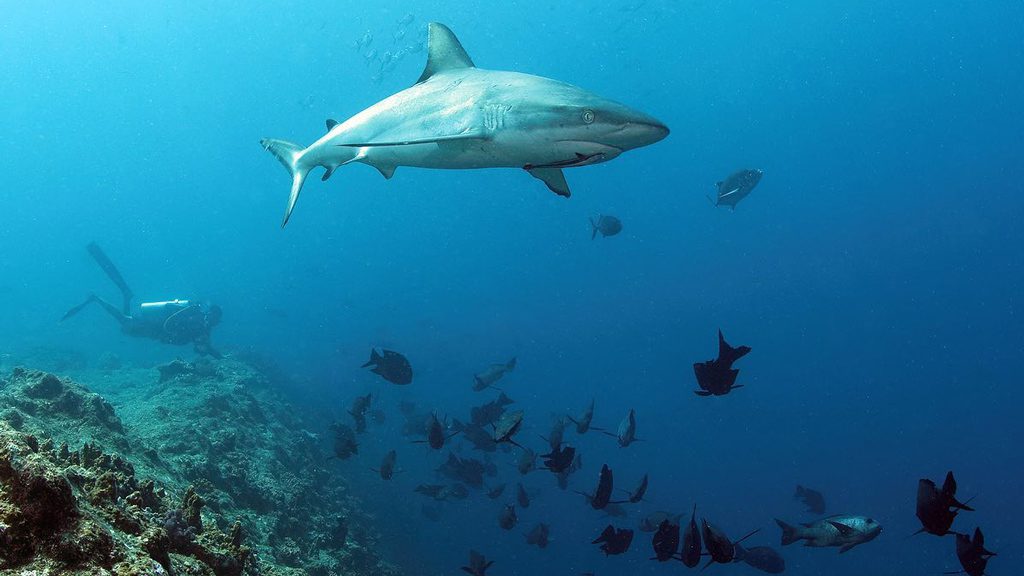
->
62, 242, 223, 358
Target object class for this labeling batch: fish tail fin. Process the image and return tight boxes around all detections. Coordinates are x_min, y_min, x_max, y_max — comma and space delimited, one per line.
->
717, 329, 751, 365
260, 138, 315, 227
775, 518, 799, 546
706, 194, 716, 207
506, 357, 517, 370
361, 348, 382, 368
590, 217, 598, 239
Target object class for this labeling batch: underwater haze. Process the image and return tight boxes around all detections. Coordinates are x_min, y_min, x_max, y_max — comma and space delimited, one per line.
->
1, 1, 1022, 575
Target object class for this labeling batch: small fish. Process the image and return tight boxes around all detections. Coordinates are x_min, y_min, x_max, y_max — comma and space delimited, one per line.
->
417, 412, 459, 450
591, 524, 633, 556
461, 549, 494, 576
702, 519, 760, 568
711, 168, 763, 210
471, 392, 515, 427
517, 447, 538, 475
733, 543, 786, 574
639, 511, 682, 533
525, 523, 550, 549
680, 504, 702, 568
355, 30, 373, 51
540, 444, 575, 474
776, 515, 881, 553
362, 348, 413, 385
795, 485, 826, 515
486, 483, 506, 499
329, 422, 358, 460
372, 449, 397, 480
626, 473, 648, 504
577, 464, 618, 510
603, 408, 638, 447
915, 471, 974, 536
517, 482, 531, 508
349, 393, 372, 418
492, 410, 525, 447
542, 417, 566, 452
474, 357, 517, 391
590, 215, 622, 239
567, 399, 598, 434
693, 330, 751, 397
437, 452, 485, 488
498, 504, 518, 530
397, 12, 415, 27
451, 419, 497, 452
954, 527, 996, 576
651, 519, 680, 562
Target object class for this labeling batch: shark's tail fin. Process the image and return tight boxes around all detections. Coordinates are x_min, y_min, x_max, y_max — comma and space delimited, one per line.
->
260, 138, 313, 227
590, 217, 599, 240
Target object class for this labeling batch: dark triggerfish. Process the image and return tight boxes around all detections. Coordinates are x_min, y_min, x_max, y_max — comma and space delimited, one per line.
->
460, 550, 494, 576
795, 485, 826, 515
954, 527, 996, 576
733, 543, 786, 574
592, 525, 634, 556
680, 504, 702, 567
915, 470, 974, 536
362, 348, 413, 384
693, 330, 751, 396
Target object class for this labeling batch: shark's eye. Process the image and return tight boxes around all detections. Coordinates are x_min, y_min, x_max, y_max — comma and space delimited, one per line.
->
581, 109, 595, 124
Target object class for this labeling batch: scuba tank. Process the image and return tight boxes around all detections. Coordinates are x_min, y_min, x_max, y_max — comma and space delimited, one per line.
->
139, 300, 190, 325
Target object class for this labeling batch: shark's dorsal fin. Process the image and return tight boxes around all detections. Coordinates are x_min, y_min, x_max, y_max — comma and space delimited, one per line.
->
416, 23, 475, 84
326, 119, 339, 131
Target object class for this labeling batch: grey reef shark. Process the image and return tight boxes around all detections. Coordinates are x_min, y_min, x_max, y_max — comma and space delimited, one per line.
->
262, 22, 669, 226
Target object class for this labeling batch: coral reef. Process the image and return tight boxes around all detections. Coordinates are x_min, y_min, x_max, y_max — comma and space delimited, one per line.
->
0, 361, 400, 576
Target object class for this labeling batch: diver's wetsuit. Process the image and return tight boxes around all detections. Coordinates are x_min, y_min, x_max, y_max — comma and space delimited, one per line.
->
62, 243, 223, 358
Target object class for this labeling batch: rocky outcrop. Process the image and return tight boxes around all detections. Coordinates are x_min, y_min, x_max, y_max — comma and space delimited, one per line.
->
0, 362, 399, 576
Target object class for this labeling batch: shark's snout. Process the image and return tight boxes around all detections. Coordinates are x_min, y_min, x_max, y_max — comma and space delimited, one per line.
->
611, 117, 669, 151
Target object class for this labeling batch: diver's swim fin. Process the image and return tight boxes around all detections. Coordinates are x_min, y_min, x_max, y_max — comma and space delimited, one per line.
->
60, 294, 97, 321
87, 242, 134, 314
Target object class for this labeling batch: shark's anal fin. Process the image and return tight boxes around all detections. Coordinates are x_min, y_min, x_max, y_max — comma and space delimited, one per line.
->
526, 167, 571, 197
416, 23, 475, 84
322, 166, 336, 181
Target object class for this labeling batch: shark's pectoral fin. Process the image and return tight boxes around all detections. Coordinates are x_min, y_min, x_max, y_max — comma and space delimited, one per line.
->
526, 167, 571, 198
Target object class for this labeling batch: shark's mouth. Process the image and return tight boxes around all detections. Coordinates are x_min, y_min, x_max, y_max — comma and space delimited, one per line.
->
526, 151, 612, 170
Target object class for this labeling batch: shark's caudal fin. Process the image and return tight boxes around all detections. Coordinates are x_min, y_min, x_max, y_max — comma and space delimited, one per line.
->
260, 138, 312, 227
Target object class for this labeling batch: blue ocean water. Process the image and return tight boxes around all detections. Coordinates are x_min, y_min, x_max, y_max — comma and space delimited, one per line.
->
1, 1, 1022, 574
